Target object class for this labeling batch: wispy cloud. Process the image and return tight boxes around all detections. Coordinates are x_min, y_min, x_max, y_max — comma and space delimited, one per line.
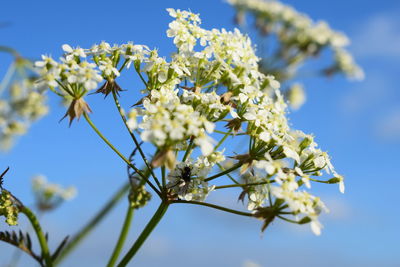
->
374, 108, 400, 141
340, 73, 390, 115
352, 13, 400, 59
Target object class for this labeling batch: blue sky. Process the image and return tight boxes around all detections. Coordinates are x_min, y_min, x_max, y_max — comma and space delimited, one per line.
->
1, 0, 400, 266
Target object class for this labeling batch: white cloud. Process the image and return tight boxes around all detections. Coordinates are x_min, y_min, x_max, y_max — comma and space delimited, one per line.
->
242, 259, 262, 267
352, 13, 400, 59
141, 235, 171, 257
340, 74, 389, 115
375, 108, 400, 141
322, 196, 352, 221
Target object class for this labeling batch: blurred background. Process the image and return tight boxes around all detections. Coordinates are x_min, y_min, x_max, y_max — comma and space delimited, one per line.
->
0, 0, 399, 266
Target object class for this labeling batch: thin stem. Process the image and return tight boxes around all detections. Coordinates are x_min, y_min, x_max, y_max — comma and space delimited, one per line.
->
214, 130, 245, 136
277, 215, 302, 224
117, 202, 169, 267
111, 91, 162, 190
0, 62, 16, 97
216, 163, 239, 184
135, 67, 148, 87
83, 112, 161, 197
161, 166, 166, 190
172, 200, 254, 217
48, 86, 65, 97
56, 182, 130, 264
118, 59, 129, 73
214, 129, 231, 151
0, 45, 20, 57
182, 138, 194, 162
309, 177, 338, 184
107, 204, 135, 267
55, 80, 74, 97
205, 163, 242, 182
214, 180, 276, 190
20, 206, 53, 267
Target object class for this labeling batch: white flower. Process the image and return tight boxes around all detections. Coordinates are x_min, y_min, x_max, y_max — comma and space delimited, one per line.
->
99, 58, 120, 77
127, 109, 138, 130
287, 83, 306, 110
31, 175, 77, 210
310, 219, 322, 236
283, 146, 300, 163
167, 161, 214, 201
62, 44, 86, 60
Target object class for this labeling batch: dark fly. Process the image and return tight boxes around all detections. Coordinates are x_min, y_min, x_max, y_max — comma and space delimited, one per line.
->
181, 166, 192, 184
168, 166, 193, 195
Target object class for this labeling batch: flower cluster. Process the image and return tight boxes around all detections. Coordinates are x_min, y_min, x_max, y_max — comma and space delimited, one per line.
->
167, 152, 224, 201
137, 87, 215, 156
129, 185, 151, 209
34, 42, 150, 123
32, 175, 77, 211
35, 8, 345, 235
0, 189, 19, 226
228, 0, 364, 108
0, 58, 48, 149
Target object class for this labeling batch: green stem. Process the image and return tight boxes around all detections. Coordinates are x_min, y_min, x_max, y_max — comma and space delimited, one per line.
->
111, 91, 162, 190
161, 166, 166, 190
8, 211, 44, 267
216, 163, 239, 184
205, 163, 242, 182
55, 182, 130, 264
107, 204, 135, 267
214, 129, 231, 151
182, 138, 194, 162
213, 130, 245, 135
135, 67, 148, 87
0, 62, 16, 97
277, 215, 303, 224
0, 45, 20, 57
309, 177, 339, 184
214, 180, 276, 190
118, 59, 129, 73
20, 206, 53, 267
83, 112, 161, 197
55, 80, 74, 97
172, 200, 254, 217
117, 202, 169, 267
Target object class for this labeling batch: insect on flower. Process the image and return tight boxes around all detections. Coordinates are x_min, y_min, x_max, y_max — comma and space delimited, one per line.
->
168, 165, 193, 196
0, 167, 10, 189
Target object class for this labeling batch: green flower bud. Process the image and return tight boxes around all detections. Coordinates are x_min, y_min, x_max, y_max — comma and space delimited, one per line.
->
327, 177, 341, 184
0, 190, 19, 226
299, 136, 313, 151
129, 186, 151, 209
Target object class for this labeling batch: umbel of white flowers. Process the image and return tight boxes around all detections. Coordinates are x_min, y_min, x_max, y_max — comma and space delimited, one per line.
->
228, 0, 364, 110
0, 58, 48, 150
228, 0, 364, 81
34, 8, 345, 235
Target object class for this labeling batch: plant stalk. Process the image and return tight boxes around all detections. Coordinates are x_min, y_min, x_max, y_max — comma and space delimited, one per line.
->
21, 206, 53, 267
107, 204, 135, 267
55, 182, 130, 264
111, 91, 161, 190
116, 201, 169, 267
83, 112, 161, 197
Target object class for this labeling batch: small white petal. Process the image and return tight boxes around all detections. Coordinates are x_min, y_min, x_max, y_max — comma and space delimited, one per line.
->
62, 44, 73, 53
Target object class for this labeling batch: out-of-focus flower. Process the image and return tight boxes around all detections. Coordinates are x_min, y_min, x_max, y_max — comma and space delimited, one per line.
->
228, 0, 363, 109
32, 175, 77, 211
287, 83, 306, 110
0, 56, 48, 150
